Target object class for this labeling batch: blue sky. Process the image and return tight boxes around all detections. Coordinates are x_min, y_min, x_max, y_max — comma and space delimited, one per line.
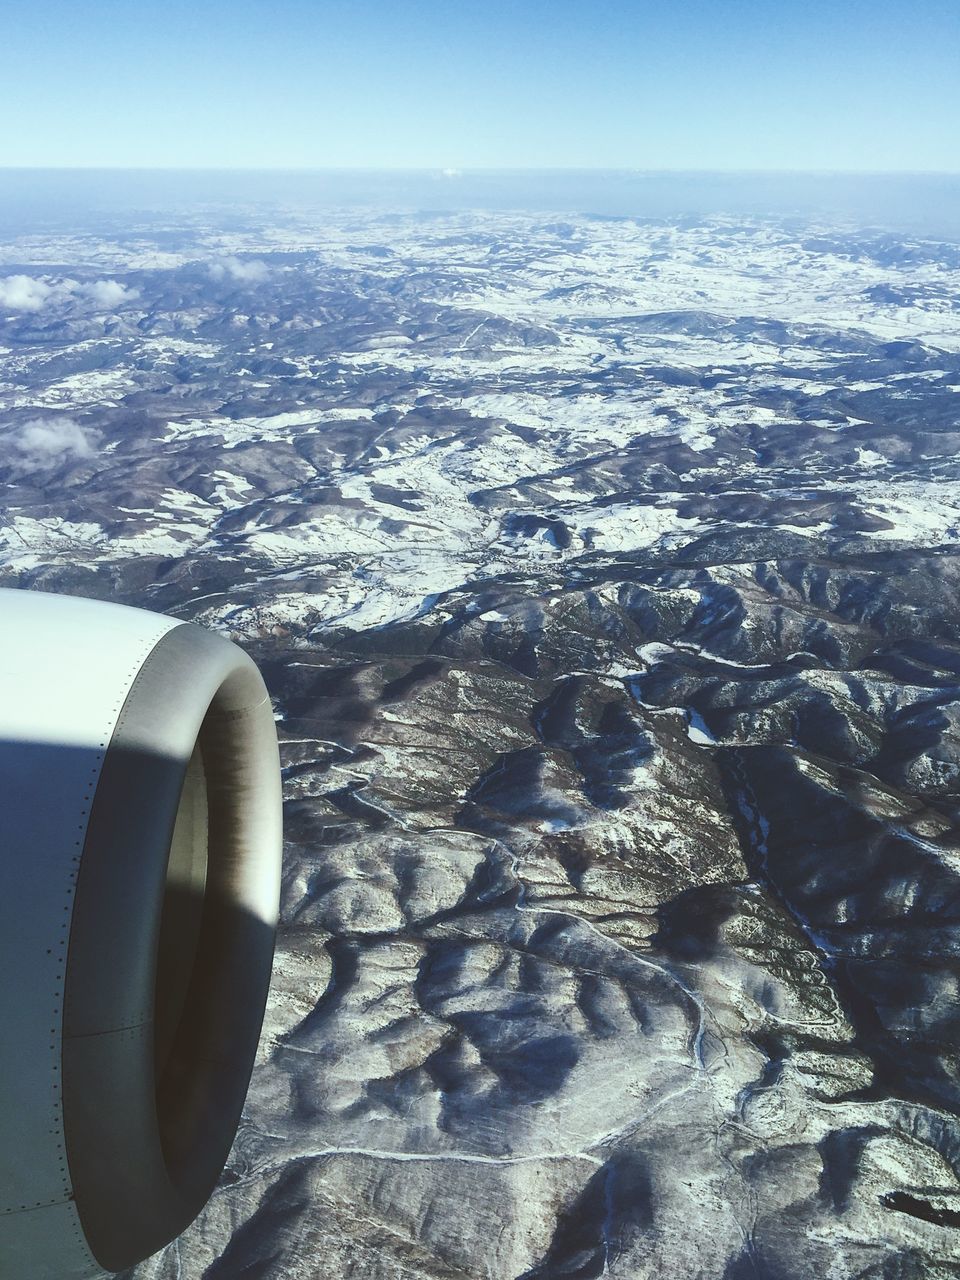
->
1, 0, 958, 170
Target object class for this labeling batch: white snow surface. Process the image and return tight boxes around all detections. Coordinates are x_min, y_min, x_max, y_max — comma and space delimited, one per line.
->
2, 207, 960, 630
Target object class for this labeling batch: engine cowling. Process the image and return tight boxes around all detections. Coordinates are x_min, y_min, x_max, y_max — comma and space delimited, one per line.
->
0, 588, 283, 1277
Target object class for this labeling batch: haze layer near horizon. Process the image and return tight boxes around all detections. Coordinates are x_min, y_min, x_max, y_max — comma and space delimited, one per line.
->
1, 170, 959, 242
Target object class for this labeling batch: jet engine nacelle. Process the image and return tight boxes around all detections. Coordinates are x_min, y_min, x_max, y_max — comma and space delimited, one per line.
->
0, 589, 283, 1277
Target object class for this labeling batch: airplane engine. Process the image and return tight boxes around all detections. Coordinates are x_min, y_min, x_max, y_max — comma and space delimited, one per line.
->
0, 588, 283, 1277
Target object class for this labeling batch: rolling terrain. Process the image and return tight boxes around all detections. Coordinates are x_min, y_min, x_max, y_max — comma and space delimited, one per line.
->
2, 194, 960, 1278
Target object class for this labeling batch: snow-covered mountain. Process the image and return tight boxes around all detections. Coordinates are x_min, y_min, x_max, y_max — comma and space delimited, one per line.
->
2, 194, 960, 1278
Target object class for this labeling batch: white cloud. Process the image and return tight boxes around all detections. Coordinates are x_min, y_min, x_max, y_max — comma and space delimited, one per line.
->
207, 256, 270, 283
82, 279, 139, 307
0, 274, 137, 313
0, 275, 57, 312
2, 417, 103, 478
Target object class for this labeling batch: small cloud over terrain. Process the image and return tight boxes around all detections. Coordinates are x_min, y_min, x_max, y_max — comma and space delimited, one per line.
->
207, 256, 269, 283
0, 274, 137, 312
0, 275, 56, 311
2, 417, 103, 478
82, 279, 138, 307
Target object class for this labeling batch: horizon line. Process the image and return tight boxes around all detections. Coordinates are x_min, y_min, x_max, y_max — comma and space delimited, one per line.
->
1, 165, 959, 178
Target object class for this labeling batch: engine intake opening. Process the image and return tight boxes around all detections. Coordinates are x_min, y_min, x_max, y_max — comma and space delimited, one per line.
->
154, 745, 208, 1126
